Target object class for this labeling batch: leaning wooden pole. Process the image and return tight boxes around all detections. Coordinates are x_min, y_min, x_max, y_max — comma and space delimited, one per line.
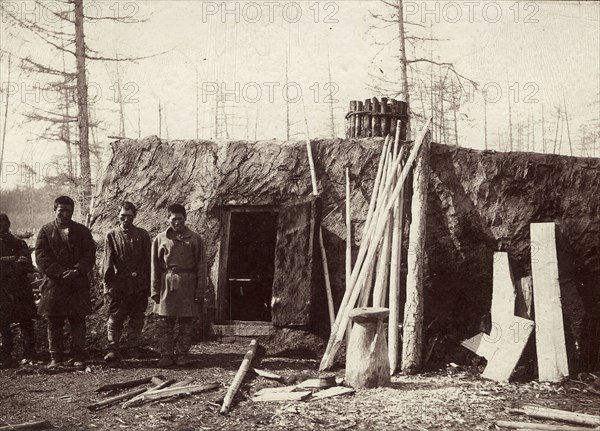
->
320, 119, 432, 371
389, 120, 405, 374
302, 102, 335, 325
345, 165, 352, 346
220, 340, 258, 414
401, 128, 432, 374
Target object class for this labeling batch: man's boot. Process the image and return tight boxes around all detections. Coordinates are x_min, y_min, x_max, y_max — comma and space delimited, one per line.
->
104, 318, 122, 363
47, 317, 64, 368
157, 317, 175, 368
20, 320, 36, 363
0, 321, 15, 367
68, 316, 87, 367
125, 318, 145, 359
175, 317, 195, 367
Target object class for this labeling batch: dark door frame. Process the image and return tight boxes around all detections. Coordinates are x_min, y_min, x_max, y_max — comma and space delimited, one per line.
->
215, 205, 278, 323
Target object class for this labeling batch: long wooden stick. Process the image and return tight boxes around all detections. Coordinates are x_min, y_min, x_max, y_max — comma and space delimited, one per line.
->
496, 420, 598, 430
0, 421, 52, 431
88, 378, 174, 411
319, 227, 335, 325
345, 166, 352, 348
345, 166, 352, 293
302, 103, 335, 326
521, 405, 600, 427
121, 379, 177, 409
320, 119, 432, 370
303, 101, 319, 195
96, 375, 163, 392
220, 340, 258, 414
389, 122, 405, 374
140, 383, 220, 401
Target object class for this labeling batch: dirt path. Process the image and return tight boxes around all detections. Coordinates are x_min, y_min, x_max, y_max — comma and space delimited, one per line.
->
1, 342, 599, 430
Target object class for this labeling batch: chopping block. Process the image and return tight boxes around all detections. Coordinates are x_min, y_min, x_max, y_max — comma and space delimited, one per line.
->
345, 307, 391, 388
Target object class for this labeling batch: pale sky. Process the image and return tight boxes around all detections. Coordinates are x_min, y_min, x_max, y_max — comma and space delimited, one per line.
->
0, 1, 599, 190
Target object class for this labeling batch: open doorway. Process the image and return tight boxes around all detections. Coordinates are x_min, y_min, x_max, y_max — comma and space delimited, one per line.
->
223, 209, 278, 322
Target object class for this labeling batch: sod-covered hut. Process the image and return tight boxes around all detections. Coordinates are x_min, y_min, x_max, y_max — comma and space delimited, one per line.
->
91, 136, 599, 368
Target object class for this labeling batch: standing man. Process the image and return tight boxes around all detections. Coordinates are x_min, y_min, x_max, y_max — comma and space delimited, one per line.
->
102, 201, 151, 362
35, 196, 96, 367
0, 213, 36, 367
151, 204, 206, 368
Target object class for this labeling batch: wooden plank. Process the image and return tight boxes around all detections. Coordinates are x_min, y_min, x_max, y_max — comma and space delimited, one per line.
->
297, 378, 322, 389
461, 332, 498, 360
253, 368, 283, 381
311, 387, 355, 400
530, 222, 569, 382
349, 101, 357, 138
492, 252, 516, 331
216, 209, 231, 323
253, 386, 298, 397
272, 197, 319, 326
212, 324, 275, 337
516, 276, 534, 319
482, 316, 534, 382
522, 404, 600, 427
252, 391, 311, 402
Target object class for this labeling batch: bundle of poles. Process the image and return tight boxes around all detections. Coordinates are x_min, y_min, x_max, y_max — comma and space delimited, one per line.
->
319, 118, 432, 372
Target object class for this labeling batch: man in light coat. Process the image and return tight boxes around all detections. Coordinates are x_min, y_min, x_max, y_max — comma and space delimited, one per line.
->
151, 203, 206, 367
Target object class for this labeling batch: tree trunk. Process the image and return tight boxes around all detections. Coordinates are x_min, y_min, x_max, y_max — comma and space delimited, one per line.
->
0, 52, 12, 186
74, 0, 92, 217
397, 0, 410, 136
401, 131, 431, 374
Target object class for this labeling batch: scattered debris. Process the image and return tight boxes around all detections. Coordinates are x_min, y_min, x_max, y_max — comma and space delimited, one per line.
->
121, 379, 177, 409
88, 378, 174, 411
220, 339, 258, 414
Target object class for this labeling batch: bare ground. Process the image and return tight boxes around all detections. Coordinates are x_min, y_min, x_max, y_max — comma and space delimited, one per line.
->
1, 342, 599, 431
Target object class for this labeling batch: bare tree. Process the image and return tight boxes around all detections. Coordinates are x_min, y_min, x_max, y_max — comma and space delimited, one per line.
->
1, 0, 157, 217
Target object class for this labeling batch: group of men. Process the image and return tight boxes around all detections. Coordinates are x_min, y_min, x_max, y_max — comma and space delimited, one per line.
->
0, 196, 207, 369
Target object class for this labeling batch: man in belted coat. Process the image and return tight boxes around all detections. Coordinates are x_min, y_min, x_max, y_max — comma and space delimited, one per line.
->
151, 203, 206, 368
35, 196, 96, 367
0, 213, 36, 367
102, 201, 151, 362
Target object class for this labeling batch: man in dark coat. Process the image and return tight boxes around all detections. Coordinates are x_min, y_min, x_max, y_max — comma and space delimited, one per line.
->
0, 213, 36, 367
151, 204, 206, 367
102, 201, 151, 362
35, 196, 96, 367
